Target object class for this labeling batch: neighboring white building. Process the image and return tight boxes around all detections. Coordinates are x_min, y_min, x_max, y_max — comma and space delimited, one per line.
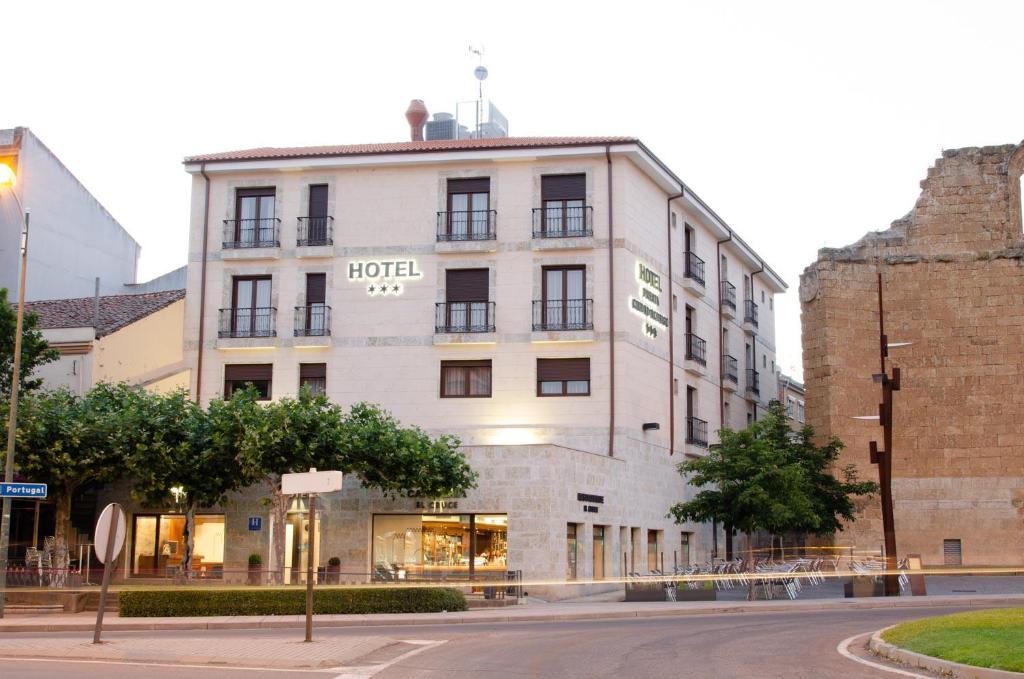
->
157, 112, 785, 595
0, 127, 181, 301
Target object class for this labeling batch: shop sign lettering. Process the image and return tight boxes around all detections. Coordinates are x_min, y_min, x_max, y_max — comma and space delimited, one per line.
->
415, 500, 459, 510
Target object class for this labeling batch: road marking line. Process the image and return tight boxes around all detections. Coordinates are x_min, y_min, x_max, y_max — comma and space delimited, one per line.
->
0, 655, 337, 673
332, 640, 447, 679
836, 632, 930, 678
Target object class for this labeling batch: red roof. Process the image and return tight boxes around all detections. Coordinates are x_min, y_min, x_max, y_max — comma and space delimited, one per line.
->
184, 136, 638, 163
23, 289, 185, 338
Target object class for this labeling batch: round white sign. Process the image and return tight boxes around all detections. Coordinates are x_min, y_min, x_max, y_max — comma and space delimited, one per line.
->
94, 503, 127, 565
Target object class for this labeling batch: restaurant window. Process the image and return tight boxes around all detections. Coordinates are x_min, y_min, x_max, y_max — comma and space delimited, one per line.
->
224, 363, 272, 400
541, 265, 586, 329
446, 177, 491, 239
566, 523, 578, 580
299, 363, 326, 396
130, 514, 224, 578
540, 174, 586, 236
372, 514, 507, 580
537, 358, 590, 396
234, 187, 276, 245
593, 525, 605, 580
231, 276, 272, 337
440, 360, 492, 398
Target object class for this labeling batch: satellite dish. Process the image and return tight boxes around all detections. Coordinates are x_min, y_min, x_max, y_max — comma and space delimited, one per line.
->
474, 66, 489, 81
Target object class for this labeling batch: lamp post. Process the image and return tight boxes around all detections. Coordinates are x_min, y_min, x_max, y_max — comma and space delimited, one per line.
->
0, 163, 29, 618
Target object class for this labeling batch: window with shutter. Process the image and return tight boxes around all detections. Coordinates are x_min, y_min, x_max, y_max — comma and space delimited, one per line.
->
224, 364, 272, 400
440, 360, 492, 398
302, 273, 328, 334
301, 184, 331, 245
540, 174, 586, 236
445, 178, 490, 239
299, 363, 326, 396
443, 269, 491, 332
537, 358, 590, 396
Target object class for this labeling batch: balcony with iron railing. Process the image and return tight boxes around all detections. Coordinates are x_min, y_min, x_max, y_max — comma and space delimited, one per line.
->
436, 210, 497, 242
684, 251, 706, 288
532, 299, 593, 331
531, 205, 593, 238
686, 416, 709, 448
723, 355, 739, 387
219, 307, 276, 338
745, 368, 760, 397
685, 332, 707, 365
743, 299, 759, 331
223, 218, 280, 249
721, 280, 737, 313
294, 305, 331, 337
297, 216, 334, 247
435, 301, 496, 333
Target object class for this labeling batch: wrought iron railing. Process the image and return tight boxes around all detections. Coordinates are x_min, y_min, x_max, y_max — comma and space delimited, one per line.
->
686, 416, 709, 447
436, 210, 497, 241
222, 218, 280, 249
297, 216, 334, 246
435, 301, 495, 333
744, 299, 759, 328
723, 355, 739, 384
532, 299, 593, 331
746, 368, 760, 396
721, 281, 737, 310
531, 206, 593, 238
685, 251, 706, 287
685, 332, 707, 365
294, 305, 331, 337
219, 307, 276, 338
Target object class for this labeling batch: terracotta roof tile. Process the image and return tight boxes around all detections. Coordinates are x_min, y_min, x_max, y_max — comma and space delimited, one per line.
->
185, 136, 638, 163
22, 289, 185, 338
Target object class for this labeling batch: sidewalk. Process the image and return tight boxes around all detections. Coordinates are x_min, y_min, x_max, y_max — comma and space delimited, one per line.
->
1, 592, 1022, 634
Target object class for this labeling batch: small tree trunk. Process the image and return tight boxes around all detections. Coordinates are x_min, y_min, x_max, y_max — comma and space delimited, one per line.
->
53, 490, 72, 547
181, 502, 197, 579
725, 523, 734, 561
270, 479, 287, 585
746, 531, 756, 601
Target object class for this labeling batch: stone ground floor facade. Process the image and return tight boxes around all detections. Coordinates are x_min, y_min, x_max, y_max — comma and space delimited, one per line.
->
95, 441, 717, 600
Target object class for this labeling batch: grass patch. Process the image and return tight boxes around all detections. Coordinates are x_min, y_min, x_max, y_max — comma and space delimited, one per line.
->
119, 587, 467, 617
882, 608, 1024, 672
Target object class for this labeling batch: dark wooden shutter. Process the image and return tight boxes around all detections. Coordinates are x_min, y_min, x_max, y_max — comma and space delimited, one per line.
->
537, 358, 590, 381
224, 364, 272, 381
446, 269, 489, 302
305, 273, 326, 305
541, 174, 585, 201
447, 177, 490, 194
299, 363, 326, 380
308, 185, 328, 218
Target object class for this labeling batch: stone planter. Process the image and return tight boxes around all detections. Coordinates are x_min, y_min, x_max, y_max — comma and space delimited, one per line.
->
326, 564, 341, 585
844, 576, 883, 598
674, 586, 717, 601
247, 564, 262, 586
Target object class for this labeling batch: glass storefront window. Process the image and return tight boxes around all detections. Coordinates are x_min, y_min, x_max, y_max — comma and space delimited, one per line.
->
130, 514, 225, 577
372, 513, 507, 580
647, 529, 658, 573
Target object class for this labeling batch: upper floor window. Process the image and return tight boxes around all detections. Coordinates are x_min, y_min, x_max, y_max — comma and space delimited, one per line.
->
537, 358, 590, 396
299, 363, 326, 396
295, 273, 329, 337
536, 174, 590, 237
535, 266, 591, 331
437, 268, 493, 333
224, 363, 272, 400
441, 360, 492, 397
440, 178, 493, 241
298, 184, 332, 246
684, 225, 705, 287
225, 187, 278, 248
221, 276, 274, 338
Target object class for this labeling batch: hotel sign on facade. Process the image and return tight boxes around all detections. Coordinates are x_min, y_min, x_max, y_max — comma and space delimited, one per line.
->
630, 261, 668, 339
348, 259, 422, 296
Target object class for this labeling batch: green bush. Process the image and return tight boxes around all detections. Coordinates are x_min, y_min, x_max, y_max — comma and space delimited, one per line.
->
119, 587, 467, 617
247, 553, 262, 566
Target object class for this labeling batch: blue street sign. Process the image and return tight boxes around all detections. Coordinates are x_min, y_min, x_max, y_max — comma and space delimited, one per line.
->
248, 516, 262, 531
0, 482, 47, 499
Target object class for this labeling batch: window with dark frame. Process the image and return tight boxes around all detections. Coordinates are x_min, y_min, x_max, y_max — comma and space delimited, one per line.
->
230, 276, 272, 337
537, 358, 590, 396
233, 187, 276, 246
302, 273, 327, 335
541, 265, 587, 330
440, 360, 492, 398
540, 174, 587, 236
441, 268, 491, 332
445, 177, 491, 239
299, 184, 331, 246
299, 363, 326, 396
224, 364, 272, 400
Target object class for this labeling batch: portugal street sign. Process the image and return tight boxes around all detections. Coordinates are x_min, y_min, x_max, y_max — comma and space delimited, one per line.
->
0, 482, 47, 499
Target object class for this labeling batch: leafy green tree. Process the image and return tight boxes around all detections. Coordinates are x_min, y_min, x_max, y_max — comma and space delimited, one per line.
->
237, 393, 477, 583
669, 401, 877, 568
122, 389, 250, 577
5, 383, 138, 543
0, 287, 58, 397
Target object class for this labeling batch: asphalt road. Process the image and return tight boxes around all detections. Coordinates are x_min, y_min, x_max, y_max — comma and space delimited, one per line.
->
1, 606, 973, 678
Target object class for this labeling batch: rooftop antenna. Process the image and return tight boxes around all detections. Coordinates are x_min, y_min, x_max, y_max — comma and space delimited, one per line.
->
469, 44, 487, 137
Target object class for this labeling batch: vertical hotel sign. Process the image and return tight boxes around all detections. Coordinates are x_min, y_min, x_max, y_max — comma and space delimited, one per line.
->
629, 261, 668, 339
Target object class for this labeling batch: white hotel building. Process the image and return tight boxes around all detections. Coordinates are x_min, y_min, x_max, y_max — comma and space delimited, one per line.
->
172, 112, 785, 594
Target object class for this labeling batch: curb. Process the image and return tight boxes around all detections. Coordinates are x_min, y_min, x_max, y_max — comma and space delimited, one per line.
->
870, 626, 1024, 679
1, 594, 1023, 634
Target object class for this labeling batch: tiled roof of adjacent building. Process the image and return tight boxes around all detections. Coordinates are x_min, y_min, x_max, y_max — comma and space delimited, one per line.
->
22, 289, 185, 338
184, 136, 639, 163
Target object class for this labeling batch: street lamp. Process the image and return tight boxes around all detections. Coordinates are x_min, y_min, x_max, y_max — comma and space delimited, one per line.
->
852, 272, 912, 597
0, 162, 30, 619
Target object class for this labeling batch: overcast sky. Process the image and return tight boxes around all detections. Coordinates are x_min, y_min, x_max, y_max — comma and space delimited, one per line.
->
5, 0, 1023, 378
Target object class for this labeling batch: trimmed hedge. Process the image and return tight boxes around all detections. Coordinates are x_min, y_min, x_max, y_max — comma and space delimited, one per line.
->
119, 587, 467, 617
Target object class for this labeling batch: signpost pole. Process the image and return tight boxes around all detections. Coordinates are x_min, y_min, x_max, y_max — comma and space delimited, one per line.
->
304, 493, 316, 643
93, 505, 121, 644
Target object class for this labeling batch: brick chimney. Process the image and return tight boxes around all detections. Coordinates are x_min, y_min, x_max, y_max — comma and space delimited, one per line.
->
405, 100, 428, 142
